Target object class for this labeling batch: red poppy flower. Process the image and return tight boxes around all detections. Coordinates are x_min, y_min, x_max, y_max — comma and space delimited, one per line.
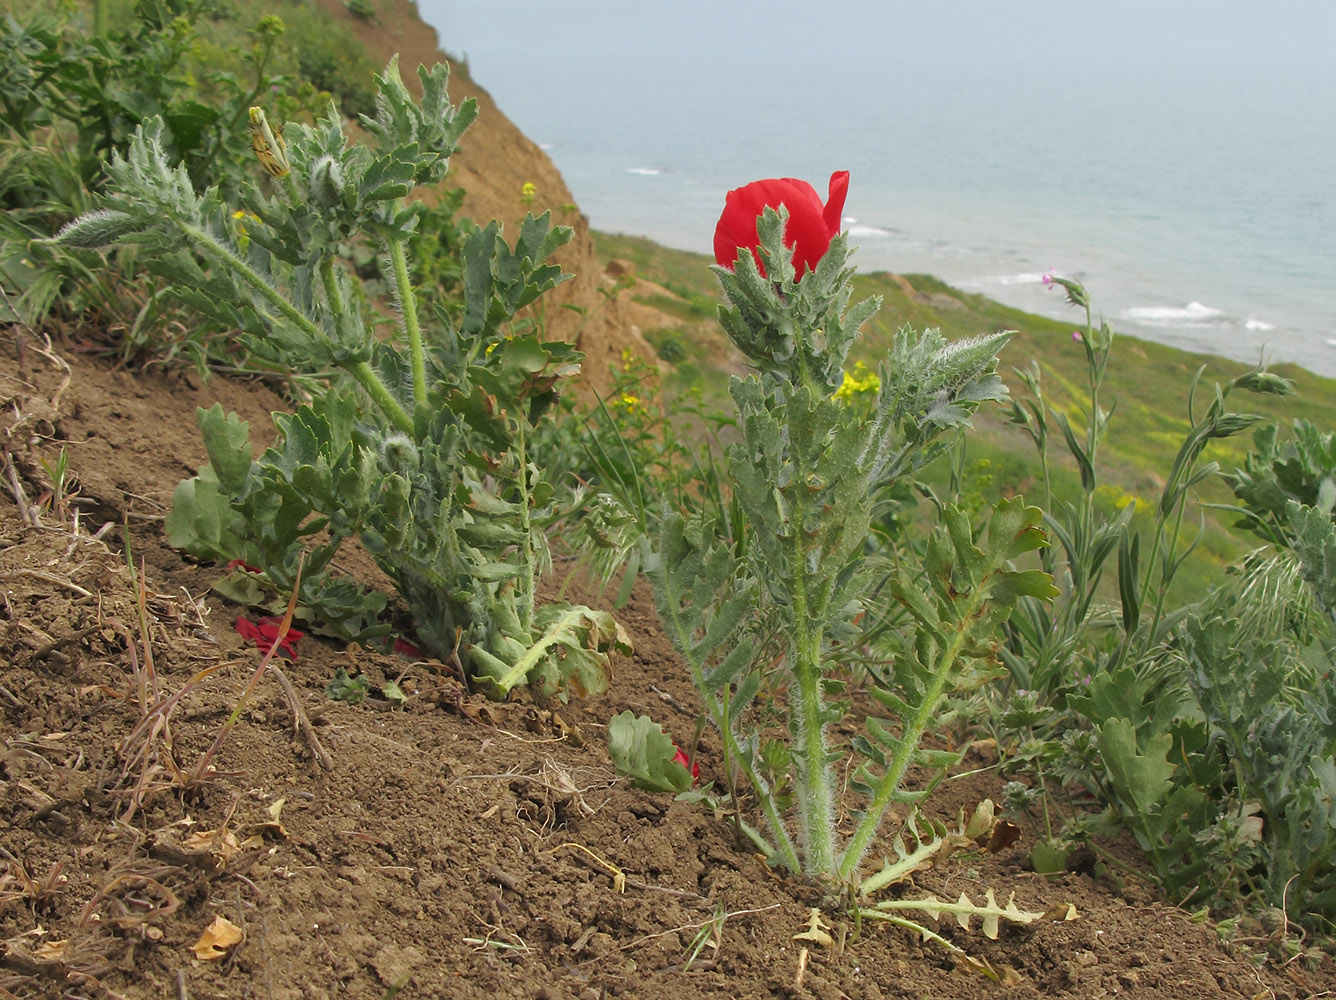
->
672, 744, 700, 782
235, 615, 304, 660
713, 170, 849, 279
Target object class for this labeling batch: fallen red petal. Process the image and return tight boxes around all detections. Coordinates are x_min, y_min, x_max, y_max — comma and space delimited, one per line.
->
672, 745, 700, 781
235, 616, 304, 660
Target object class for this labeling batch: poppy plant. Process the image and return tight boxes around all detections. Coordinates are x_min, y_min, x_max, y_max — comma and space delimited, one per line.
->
713, 170, 849, 279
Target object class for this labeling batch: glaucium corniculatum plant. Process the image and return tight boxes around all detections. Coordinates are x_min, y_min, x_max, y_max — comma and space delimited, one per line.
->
653, 171, 1057, 889
49, 57, 630, 699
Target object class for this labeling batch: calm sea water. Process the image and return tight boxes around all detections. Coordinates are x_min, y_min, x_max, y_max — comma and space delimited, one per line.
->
421, 1, 1336, 376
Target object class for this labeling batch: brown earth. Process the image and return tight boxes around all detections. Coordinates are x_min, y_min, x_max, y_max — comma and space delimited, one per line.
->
4, 331, 1336, 1000
3, 4, 1336, 998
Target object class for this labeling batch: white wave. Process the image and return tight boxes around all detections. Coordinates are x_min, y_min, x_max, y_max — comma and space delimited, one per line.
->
1245, 318, 1276, 331
847, 224, 894, 238
993, 272, 1051, 286
626, 167, 661, 176
1124, 301, 1226, 324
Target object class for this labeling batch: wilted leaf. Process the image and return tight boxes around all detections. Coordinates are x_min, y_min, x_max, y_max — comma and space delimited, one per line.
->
963, 799, 996, 842
182, 829, 241, 866
192, 915, 243, 960
1041, 902, 1079, 922
792, 908, 834, 947
34, 939, 67, 961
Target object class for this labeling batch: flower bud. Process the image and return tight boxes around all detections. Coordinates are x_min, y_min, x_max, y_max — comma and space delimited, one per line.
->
309, 155, 345, 209
247, 107, 290, 179
1231, 370, 1295, 397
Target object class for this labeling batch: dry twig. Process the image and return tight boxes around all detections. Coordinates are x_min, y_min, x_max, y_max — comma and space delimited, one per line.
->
269, 663, 333, 770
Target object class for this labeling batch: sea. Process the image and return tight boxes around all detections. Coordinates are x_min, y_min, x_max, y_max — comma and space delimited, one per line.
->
419, 1, 1336, 377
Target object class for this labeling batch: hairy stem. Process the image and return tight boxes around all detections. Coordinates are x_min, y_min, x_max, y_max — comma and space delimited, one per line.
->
513, 417, 535, 633
841, 594, 982, 883
385, 235, 428, 436
179, 222, 414, 435
790, 528, 837, 877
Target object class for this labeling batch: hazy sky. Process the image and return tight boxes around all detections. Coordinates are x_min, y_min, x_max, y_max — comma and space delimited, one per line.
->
425, 1, 1334, 66
411, 1, 1334, 372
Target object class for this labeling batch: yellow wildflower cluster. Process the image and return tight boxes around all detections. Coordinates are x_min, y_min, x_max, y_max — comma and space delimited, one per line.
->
1095, 482, 1149, 516
833, 361, 881, 404
520, 181, 537, 204
613, 392, 642, 415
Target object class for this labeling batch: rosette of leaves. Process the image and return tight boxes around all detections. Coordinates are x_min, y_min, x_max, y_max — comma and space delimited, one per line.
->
49, 58, 629, 698
653, 208, 1056, 883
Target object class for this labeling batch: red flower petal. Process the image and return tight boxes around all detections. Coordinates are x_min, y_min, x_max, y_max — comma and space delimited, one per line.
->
235, 615, 304, 660
672, 745, 700, 781
225, 559, 262, 574
713, 170, 849, 279
390, 636, 426, 659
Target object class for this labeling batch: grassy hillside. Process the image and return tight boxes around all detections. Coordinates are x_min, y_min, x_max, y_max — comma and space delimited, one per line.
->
593, 229, 1336, 599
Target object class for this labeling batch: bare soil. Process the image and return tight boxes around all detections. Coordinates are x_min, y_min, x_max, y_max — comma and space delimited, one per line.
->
3, 3, 1336, 995
2, 327, 1335, 1000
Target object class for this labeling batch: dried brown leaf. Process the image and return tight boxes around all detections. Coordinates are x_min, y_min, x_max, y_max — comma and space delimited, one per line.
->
33, 939, 67, 961
792, 907, 834, 947
192, 915, 243, 960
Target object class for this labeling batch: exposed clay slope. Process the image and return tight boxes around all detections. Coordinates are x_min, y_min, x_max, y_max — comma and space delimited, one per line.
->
313, 0, 658, 396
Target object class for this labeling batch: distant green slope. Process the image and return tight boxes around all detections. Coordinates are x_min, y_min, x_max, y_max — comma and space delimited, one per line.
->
593, 229, 1336, 599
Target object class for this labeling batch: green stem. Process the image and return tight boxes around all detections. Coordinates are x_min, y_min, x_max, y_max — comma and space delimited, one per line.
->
790, 531, 837, 877
657, 565, 800, 872
386, 235, 428, 435
839, 593, 982, 883
720, 713, 801, 873
783, 359, 841, 877
179, 222, 413, 436
1141, 489, 1189, 655
93, 0, 108, 37
347, 361, 415, 436
513, 418, 535, 633
319, 258, 345, 323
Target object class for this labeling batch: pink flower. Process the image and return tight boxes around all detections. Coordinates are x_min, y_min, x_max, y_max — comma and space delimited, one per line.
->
672, 744, 700, 782
1072, 331, 1084, 342
713, 170, 850, 279
235, 616, 304, 660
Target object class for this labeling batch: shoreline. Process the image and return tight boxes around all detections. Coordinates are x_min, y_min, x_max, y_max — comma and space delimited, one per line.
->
591, 227, 1336, 387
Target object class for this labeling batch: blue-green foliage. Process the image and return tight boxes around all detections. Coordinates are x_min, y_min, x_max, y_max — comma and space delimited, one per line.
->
655, 207, 1036, 880
59, 59, 625, 700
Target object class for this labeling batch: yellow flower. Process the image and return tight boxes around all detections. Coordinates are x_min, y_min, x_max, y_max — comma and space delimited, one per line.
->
833, 361, 881, 403
520, 181, 537, 204
231, 209, 261, 250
